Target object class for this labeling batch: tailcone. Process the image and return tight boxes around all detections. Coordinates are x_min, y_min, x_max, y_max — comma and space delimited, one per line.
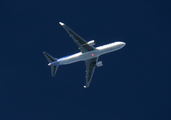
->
48, 61, 59, 66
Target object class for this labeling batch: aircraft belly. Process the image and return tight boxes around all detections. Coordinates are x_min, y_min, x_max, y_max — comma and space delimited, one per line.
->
59, 56, 81, 65
101, 48, 115, 54
58, 42, 125, 65
81, 50, 100, 60
96, 44, 123, 55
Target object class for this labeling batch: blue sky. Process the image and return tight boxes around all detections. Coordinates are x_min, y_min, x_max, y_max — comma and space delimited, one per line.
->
0, 0, 171, 120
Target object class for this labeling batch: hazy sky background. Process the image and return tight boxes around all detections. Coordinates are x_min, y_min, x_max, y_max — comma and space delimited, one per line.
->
0, 0, 171, 120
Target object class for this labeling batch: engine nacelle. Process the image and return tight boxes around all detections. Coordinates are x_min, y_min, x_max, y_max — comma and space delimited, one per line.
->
87, 40, 95, 46
96, 61, 103, 67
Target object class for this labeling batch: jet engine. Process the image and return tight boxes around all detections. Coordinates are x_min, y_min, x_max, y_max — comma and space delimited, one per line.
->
87, 40, 95, 46
96, 61, 103, 67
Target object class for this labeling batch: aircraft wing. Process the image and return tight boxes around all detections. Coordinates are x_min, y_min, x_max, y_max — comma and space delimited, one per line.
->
84, 57, 98, 88
59, 22, 95, 53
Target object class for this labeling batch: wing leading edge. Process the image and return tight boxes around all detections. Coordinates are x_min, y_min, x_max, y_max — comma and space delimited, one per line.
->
84, 57, 98, 88
59, 22, 95, 53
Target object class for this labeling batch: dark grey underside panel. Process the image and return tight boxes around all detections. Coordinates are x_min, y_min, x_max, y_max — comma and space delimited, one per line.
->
43, 52, 56, 62
51, 65, 58, 77
60, 24, 95, 53
85, 57, 98, 87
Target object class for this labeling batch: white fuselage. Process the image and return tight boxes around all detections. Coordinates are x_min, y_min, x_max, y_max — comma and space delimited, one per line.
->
57, 42, 125, 65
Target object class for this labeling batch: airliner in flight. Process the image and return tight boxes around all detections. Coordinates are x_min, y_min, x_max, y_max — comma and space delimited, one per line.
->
43, 22, 126, 88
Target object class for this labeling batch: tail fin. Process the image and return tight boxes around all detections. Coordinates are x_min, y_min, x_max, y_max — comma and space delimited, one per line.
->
43, 52, 58, 77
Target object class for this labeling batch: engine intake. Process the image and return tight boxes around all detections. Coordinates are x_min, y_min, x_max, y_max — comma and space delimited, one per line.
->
96, 61, 103, 67
87, 40, 95, 46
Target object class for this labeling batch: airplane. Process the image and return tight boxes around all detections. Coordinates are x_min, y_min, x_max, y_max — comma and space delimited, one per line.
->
43, 22, 126, 88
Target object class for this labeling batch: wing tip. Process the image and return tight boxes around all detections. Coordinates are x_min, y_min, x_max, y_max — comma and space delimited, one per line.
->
59, 22, 65, 26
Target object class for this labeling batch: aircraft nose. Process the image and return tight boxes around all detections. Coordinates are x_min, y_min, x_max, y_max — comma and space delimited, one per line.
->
117, 42, 126, 48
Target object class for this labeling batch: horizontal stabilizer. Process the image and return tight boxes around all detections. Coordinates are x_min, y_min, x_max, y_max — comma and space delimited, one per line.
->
51, 65, 58, 77
43, 52, 57, 63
